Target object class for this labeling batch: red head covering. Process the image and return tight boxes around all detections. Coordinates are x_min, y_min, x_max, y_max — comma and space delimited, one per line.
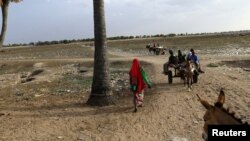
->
129, 58, 146, 94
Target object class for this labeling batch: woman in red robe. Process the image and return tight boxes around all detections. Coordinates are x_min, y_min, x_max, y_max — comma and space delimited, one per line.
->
129, 58, 151, 112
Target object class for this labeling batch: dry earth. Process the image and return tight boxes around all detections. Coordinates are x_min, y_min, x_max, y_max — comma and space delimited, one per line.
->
0, 42, 250, 141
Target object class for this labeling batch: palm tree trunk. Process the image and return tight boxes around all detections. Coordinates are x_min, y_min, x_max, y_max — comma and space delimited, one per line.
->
0, 0, 10, 48
87, 0, 114, 106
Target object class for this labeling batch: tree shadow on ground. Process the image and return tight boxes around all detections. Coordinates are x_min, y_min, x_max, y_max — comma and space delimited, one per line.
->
1, 81, 186, 118
10, 105, 134, 118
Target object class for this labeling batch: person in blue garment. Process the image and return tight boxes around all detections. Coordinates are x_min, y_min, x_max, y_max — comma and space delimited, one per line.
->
187, 48, 204, 73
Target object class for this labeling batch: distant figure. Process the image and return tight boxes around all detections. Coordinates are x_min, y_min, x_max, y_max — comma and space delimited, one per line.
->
187, 48, 204, 73
153, 43, 156, 48
129, 58, 151, 113
146, 43, 151, 49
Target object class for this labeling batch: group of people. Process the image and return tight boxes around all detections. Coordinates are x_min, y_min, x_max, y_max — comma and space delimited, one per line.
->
128, 49, 204, 112
165, 48, 205, 74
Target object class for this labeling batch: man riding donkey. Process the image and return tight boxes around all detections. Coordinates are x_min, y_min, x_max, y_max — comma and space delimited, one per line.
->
129, 58, 151, 113
179, 48, 204, 87
187, 48, 205, 74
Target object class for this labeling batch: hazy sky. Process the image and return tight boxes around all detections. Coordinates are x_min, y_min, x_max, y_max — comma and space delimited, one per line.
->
3, 0, 250, 44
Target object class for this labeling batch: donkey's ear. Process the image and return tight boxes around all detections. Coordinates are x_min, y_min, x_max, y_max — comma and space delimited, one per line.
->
197, 94, 211, 109
215, 89, 225, 107
200, 99, 211, 109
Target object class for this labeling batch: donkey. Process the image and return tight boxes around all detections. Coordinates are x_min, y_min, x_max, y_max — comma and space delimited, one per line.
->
197, 89, 248, 141
146, 45, 156, 55
184, 59, 195, 91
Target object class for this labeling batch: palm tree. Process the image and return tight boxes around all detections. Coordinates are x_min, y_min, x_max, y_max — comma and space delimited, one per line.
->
87, 0, 114, 106
0, 0, 21, 48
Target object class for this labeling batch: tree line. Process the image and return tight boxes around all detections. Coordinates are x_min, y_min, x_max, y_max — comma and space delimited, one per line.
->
5, 30, 250, 47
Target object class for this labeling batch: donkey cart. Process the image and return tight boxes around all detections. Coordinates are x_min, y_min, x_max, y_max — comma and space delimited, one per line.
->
146, 45, 166, 55
163, 62, 198, 84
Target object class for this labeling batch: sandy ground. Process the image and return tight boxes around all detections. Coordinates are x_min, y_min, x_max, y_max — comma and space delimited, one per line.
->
0, 44, 250, 141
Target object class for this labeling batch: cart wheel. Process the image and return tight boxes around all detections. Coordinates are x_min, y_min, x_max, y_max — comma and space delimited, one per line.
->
193, 74, 198, 83
168, 71, 173, 84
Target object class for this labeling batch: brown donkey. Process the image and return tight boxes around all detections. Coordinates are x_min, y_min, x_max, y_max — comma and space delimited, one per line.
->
197, 89, 248, 141
184, 59, 195, 91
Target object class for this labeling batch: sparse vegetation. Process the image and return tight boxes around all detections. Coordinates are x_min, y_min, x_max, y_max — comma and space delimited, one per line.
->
207, 63, 219, 67
63, 74, 92, 87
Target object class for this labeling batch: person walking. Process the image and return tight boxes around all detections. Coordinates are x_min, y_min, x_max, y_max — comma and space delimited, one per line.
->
129, 58, 151, 112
